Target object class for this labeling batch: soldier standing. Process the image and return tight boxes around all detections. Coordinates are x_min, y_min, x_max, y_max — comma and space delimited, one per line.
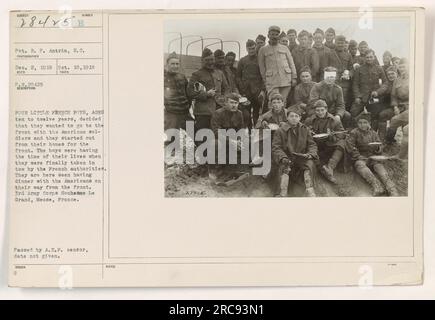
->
312, 28, 334, 82
324, 27, 336, 50
291, 30, 320, 81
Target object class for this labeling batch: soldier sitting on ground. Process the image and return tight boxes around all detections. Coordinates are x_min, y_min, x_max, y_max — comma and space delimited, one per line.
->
346, 112, 399, 196
304, 100, 347, 184
272, 109, 319, 197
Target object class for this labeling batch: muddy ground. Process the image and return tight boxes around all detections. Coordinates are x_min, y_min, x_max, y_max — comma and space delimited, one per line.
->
164, 129, 408, 198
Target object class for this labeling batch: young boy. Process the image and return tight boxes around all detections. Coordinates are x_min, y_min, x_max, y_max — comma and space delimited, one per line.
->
272, 109, 319, 197
304, 99, 347, 183
346, 112, 399, 196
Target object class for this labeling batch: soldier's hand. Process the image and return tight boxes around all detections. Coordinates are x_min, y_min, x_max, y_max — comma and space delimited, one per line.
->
355, 98, 362, 104
291, 79, 297, 87
207, 89, 216, 97
371, 91, 378, 98
333, 115, 341, 122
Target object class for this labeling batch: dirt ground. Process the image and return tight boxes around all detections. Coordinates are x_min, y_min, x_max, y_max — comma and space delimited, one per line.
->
164, 129, 408, 198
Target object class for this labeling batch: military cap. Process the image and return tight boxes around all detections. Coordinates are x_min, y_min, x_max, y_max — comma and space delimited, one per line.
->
314, 99, 328, 108
356, 111, 371, 123
391, 56, 401, 63
383, 50, 393, 58
335, 35, 346, 42
298, 30, 310, 38
166, 51, 178, 63
359, 40, 368, 46
214, 49, 225, 58
287, 29, 297, 35
299, 66, 312, 74
201, 48, 213, 58
269, 93, 284, 102
256, 34, 266, 41
313, 28, 324, 36
325, 27, 335, 35
246, 39, 256, 47
226, 51, 236, 58
348, 39, 358, 48
268, 25, 281, 33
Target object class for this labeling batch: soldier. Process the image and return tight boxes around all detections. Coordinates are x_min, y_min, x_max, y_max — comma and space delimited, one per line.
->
351, 49, 387, 123
330, 35, 353, 109
164, 52, 193, 132
258, 25, 297, 106
348, 39, 359, 66
237, 39, 266, 128
377, 66, 399, 141
255, 93, 288, 129
187, 48, 229, 132
286, 29, 299, 52
312, 28, 334, 82
324, 27, 336, 50
291, 30, 319, 81
225, 51, 238, 81
272, 109, 319, 197
385, 58, 409, 145
346, 112, 399, 196
279, 31, 290, 46
309, 66, 351, 127
255, 34, 266, 53
214, 49, 239, 94
305, 99, 347, 184
289, 66, 316, 120
209, 93, 246, 182
391, 56, 401, 75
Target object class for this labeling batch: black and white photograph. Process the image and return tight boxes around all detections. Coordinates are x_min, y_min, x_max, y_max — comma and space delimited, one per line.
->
164, 14, 411, 198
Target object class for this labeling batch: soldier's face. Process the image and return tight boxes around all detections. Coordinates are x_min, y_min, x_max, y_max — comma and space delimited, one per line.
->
392, 59, 400, 68
387, 70, 398, 82
365, 52, 375, 65
398, 63, 408, 75
256, 39, 265, 48
288, 33, 297, 43
299, 36, 309, 48
336, 39, 345, 51
357, 119, 370, 131
203, 55, 215, 69
300, 71, 312, 83
325, 32, 335, 43
215, 55, 225, 67
270, 99, 284, 113
349, 46, 358, 56
359, 44, 368, 54
287, 112, 301, 126
383, 54, 392, 65
225, 98, 239, 112
279, 38, 289, 46
315, 106, 327, 118
167, 58, 180, 73
313, 33, 324, 46
324, 71, 336, 84
247, 45, 257, 56
268, 30, 280, 44
225, 55, 235, 67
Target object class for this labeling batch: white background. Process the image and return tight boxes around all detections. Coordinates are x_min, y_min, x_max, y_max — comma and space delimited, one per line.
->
0, 0, 434, 299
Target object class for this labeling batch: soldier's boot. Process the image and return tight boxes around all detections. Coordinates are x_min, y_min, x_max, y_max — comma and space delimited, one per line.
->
378, 121, 387, 142
355, 164, 385, 196
321, 149, 343, 184
304, 170, 316, 197
373, 163, 400, 196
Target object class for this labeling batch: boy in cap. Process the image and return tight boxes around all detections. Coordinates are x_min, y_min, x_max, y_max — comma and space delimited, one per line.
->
289, 66, 316, 119
255, 34, 266, 53
291, 30, 320, 81
164, 52, 193, 132
346, 111, 399, 196
187, 48, 229, 132
324, 27, 336, 50
237, 39, 265, 128
272, 108, 319, 197
258, 25, 297, 107
305, 99, 347, 183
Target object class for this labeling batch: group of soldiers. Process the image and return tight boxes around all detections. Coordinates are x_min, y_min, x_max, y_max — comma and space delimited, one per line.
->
164, 25, 409, 197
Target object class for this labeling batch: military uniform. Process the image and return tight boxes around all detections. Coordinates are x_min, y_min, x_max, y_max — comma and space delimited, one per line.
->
255, 108, 287, 129
291, 46, 320, 82
329, 49, 353, 108
289, 81, 316, 119
258, 43, 297, 104
187, 67, 229, 131
237, 53, 265, 126
351, 63, 387, 118
312, 44, 334, 82
385, 74, 409, 144
164, 69, 193, 131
